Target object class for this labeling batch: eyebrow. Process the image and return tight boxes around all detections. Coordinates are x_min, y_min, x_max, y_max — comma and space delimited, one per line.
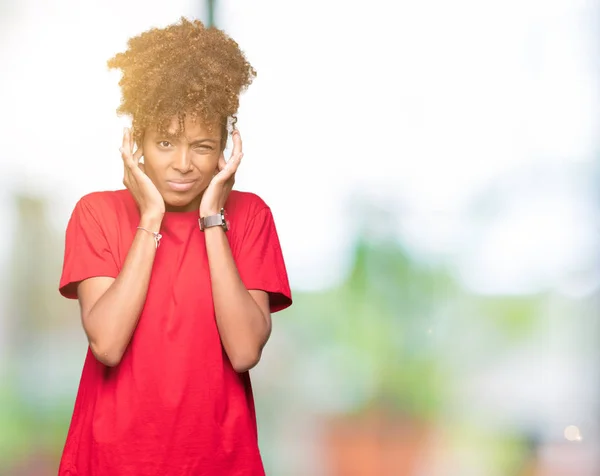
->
189, 138, 218, 146
160, 134, 218, 146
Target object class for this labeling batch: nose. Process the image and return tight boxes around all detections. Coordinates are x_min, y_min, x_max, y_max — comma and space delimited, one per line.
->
172, 149, 192, 174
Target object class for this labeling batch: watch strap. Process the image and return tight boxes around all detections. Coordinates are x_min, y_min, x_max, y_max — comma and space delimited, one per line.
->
199, 208, 228, 231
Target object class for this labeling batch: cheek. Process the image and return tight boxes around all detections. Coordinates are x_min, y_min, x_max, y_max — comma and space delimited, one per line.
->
142, 150, 168, 171
194, 155, 220, 174
140, 158, 159, 176
139, 156, 169, 185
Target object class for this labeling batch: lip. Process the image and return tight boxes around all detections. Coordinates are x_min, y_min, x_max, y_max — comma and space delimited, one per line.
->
166, 180, 196, 192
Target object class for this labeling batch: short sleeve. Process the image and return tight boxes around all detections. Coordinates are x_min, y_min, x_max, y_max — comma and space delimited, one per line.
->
235, 207, 292, 313
59, 197, 119, 299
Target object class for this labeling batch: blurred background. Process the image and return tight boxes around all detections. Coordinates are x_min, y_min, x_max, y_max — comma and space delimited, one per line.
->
1, 0, 599, 474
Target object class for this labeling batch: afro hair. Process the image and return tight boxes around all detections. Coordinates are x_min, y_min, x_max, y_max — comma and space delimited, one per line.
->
107, 17, 256, 148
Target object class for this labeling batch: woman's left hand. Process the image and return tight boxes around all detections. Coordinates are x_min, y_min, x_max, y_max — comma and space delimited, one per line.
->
199, 130, 243, 217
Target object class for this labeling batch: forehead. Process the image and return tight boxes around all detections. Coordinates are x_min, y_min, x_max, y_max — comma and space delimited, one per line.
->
152, 115, 222, 140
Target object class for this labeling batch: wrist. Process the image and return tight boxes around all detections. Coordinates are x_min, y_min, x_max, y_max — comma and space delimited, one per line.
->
139, 214, 163, 232
199, 208, 220, 218
199, 208, 229, 232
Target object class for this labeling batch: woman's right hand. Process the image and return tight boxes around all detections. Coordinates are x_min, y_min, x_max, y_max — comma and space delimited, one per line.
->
120, 128, 165, 222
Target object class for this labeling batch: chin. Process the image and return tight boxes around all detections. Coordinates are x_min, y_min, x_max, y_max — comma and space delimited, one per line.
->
163, 191, 199, 212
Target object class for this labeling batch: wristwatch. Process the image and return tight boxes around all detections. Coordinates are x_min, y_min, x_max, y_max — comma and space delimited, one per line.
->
199, 208, 229, 232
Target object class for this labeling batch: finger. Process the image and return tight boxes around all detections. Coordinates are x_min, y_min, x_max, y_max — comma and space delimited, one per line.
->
212, 152, 242, 183
218, 152, 226, 172
138, 162, 146, 174
133, 146, 144, 163
120, 129, 135, 166
119, 145, 134, 168
123, 162, 132, 187
224, 152, 243, 177
126, 127, 135, 155
230, 129, 242, 159
129, 127, 135, 153
122, 128, 130, 154
213, 163, 235, 184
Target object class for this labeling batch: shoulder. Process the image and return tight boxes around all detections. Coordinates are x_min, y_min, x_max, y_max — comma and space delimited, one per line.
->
69, 189, 136, 229
225, 191, 279, 246
226, 190, 270, 219
77, 189, 133, 212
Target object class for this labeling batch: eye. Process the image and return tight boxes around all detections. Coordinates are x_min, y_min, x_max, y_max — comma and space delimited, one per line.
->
158, 141, 173, 148
194, 145, 214, 152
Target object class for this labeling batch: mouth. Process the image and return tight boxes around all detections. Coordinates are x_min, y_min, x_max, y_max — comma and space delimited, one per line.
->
166, 180, 197, 192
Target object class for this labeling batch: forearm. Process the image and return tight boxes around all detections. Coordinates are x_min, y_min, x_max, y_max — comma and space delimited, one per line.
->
85, 216, 162, 366
204, 227, 271, 372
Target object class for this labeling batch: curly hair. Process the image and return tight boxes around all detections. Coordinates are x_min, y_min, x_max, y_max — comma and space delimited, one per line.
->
107, 17, 256, 148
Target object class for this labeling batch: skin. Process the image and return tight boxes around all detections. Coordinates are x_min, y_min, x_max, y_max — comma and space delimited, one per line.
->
140, 117, 228, 214
76, 116, 272, 371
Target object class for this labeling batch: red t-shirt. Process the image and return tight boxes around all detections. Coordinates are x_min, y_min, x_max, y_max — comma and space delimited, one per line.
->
57, 189, 292, 476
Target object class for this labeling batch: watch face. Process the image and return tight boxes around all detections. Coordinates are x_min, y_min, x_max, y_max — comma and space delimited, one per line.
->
199, 209, 229, 231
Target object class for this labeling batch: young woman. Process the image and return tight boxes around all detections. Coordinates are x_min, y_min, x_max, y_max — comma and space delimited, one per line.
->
58, 18, 292, 475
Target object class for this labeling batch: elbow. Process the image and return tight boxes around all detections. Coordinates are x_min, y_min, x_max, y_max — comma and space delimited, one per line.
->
99, 354, 123, 368
230, 349, 262, 373
90, 341, 124, 367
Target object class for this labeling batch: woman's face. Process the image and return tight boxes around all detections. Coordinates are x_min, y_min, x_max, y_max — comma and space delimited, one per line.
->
141, 116, 223, 212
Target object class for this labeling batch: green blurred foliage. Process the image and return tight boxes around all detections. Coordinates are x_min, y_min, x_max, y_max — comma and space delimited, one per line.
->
281, 235, 543, 422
